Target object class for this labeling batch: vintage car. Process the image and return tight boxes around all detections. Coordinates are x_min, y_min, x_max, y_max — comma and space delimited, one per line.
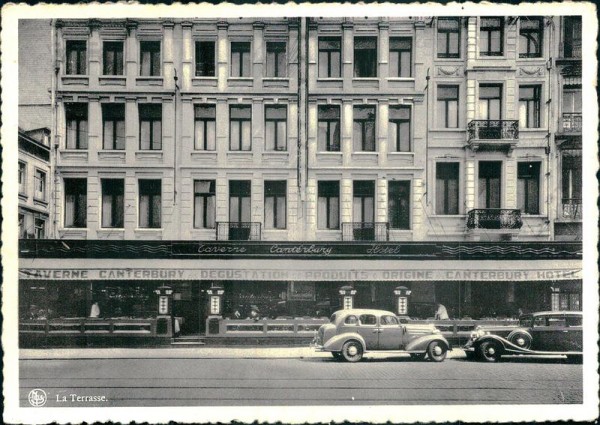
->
464, 311, 583, 362
312, 309, 451, 362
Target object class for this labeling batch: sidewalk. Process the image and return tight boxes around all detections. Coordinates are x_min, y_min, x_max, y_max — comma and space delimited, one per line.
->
20, 346, 467, 360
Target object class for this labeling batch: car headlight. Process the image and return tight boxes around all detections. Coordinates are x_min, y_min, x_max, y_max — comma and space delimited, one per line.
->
432, 328, 441, 334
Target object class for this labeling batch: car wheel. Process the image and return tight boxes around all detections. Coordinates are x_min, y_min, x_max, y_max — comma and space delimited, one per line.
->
508, 331, 532, 350
341, 340, 364, 363
427, 341, 447, 362
566, 355, 583, 364
410, 353, 427, 361
478, 341, 502, 362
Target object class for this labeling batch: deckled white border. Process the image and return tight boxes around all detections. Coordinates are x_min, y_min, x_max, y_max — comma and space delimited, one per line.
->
2, 2, 598, 423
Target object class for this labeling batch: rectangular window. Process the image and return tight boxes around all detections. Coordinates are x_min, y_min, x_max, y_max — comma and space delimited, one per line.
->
562, 86, 582, 113
353, 181, 375, 223
388, 106, 411, 152
318, 181, 340, 230
34, 169, 46, 201
229, 180, 251, 223
66, 40, 87, 75
436, 163, 459, 215
19, 213, 26, 239
266, 42, 287, 77
231, 42, 251, 77
318, 105, 341, 152
478, 84, 502, 120
437, 85, 459, 128
318, 37, 341, 78
389, 37, 412, 77
388, 181, 410, 229
140, 41, 161, 76
264, 181, 287, 229
194, 180, 216, 229
102, 104, 126, 150
138, 179, 161, 228
65, 103, 88, 149
479, 17, 504, 56
139, 104, 162, 150
517, 162, 540, 215
265, 106, 287, 151
563, 16, 582, 58
519, 17, 543, 58
478, 161, 502, 209
194, 105, 216, 150
437, 17, 461, 58
519, 86, 541, 128
195, 41, 215, 77
354, 37, 377, 78
34, 217, 46, 239
101, 179, 125, 228
64, 178, 87, 228
229, 106, 252, 151
353, 106, 376, 151
103, 41, 124, 75
562, 149, 582, 209
19, 162, 26, 195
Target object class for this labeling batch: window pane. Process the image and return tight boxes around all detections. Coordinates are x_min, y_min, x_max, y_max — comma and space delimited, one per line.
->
241, 121, 251, 150
479, 31, 489, 53
448, 33, 459, 55
388, 122, 397, 151
265, 197, 274, 229
231, 51, 240, 77
276, 196, 286, 228
330, 51, 341, 77
318, 121, 328, 151
364, 121, 375, 151
265, 121, 275, 150
447, 101, 458, 128
152, 120, 162, 150
241, 197, 251, 222
116, 120, 125, 149
206, 121, 216, 150
329, 197, 339, 229
277, 121, 286, 150
140, 121, 150, 149
103, 120, 113, 150
317, 197, 327, 229
353, 121, 362, 151
400, 51, 411, 77
399, 121, 410, 152
79, 120, 88, 149
230, 121, 240, 150
389, 51, 399, 77
230, 197, 239, 221
195, 120, 205, 150
141, 51, 151, 76
278, 51, 287, 77
242, 52, 251, 77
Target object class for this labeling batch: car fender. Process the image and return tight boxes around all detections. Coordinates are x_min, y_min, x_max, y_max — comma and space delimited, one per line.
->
322, 332, 366, 352
472, 334, 511, 352
405, 334, 450, 352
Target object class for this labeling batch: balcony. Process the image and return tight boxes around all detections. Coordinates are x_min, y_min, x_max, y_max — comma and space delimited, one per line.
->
559, 113, 582, 135
216, 222, 262, 241
467, 120, 519, 153
342, 222, 389, 241
466, 209, 523, 230
561, 199, 582, 220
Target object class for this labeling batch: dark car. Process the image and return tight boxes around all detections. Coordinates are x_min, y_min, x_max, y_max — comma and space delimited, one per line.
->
464, 311, 582, 362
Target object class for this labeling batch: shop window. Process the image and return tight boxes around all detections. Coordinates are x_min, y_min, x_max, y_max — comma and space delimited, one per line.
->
103, 41, 124, 75
264, 181, 287, 229
318, 37, 341, 78
194, 180, 216, 229
388, 181, 410, 230
563, 16, 582, 58
102, 104, 126, 150
353, 105, 376, 151
34, 169, 47, 202
478, 161, 502, 209
66, 40, 87, 75
437, 85, 459, 128
519, 85, 541, 128
265, 106, 287, 151
64, 178, 87, 228
519, 17, 543, 58
436, 163, 459, 215
388, 106, 411, 152
389, 37, 412, 77
229, 180, 251, 223
140, 41, 161, 76
194, 105, 216, 150
479, 17, 504, 56
19, 161, 27, 195
317, 105, 340, 152
101, 179, 125, 228
517, 162, 540, 215
195, 41, 215, 77
138, 179, 161, 228
478, 84, 502, 120
139, 104, 162, 150
266, 42, 287, 77
231, 42, 251, 77
34, 217, 46, 239
354, 37, 377, 78
229, 105, 252, 151
437, 17, 461, 58
353, 181, 375, 223
318, 181, 340, 230
65, 103, 88, 149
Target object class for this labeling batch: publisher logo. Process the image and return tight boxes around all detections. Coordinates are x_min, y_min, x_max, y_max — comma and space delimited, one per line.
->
28, 389, 47, 407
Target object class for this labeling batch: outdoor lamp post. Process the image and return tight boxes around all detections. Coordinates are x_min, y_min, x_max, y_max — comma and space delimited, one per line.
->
339, 285, 357, 310
393, 286, 412, 315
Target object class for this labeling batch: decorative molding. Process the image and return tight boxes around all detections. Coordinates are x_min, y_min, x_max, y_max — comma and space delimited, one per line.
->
436, 65, 464, 77
518, 66, 544, 77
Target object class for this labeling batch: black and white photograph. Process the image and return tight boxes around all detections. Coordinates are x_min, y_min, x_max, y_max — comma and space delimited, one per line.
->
2, 2, 599, 423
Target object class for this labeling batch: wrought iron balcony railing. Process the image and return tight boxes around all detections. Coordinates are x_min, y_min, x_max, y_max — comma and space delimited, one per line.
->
468, 120, 519, 141
562, 198, 582, 220
466, 209, 523, 230
342, 222, 389, 241
216, 222, 262, 241
559, 113, 582, 134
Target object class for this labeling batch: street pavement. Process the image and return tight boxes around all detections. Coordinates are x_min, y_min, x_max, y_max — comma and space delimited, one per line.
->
20, 347, 583, 406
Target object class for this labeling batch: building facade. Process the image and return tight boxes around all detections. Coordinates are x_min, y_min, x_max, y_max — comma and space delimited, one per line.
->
19, 16, 583, 343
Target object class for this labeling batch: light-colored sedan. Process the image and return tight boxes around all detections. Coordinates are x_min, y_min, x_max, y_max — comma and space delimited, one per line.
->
312, 309, 451, 362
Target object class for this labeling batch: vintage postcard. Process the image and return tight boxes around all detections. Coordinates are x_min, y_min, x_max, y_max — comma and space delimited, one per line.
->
2, 1, 599, 423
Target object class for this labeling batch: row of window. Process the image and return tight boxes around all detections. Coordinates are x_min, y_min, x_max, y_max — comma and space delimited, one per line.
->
18, 162, 47, 202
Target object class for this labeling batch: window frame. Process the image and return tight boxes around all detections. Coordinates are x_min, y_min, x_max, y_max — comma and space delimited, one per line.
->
194, 104, 217, 151
101, 178, 125, 229
195, 40, 216, 77
33, 168, 47, 202
138, 179, 162, 229
264, 105, 288, 151
265, 41, 287, 78
34, 216, 46, 239
317, 181, 340, 230
102, 40, 124, 76
230, 41, 251, 78
478, 160, 503, 209
519, 17, 544, 58
64, 178, 87, 228
318, 37, 342, 78
437, 17, 461, 59
388, 105, 411, 152
229, 180, 252, 223
194, 180, 216, 229
479, 17, 504, 57
102, 103, 126, 150
229, 105, 252, 151
478, 83, 503, 120
65, 39, 87, 75
353, 105, 376, 152
65, 103, 89, 150
435, 162, 460, 215
264, 181, 287, 230
388, 180, 411, 230
437, 85, 459, 128
519, 85, 542, 128
389, 37, 412, 78
138, 104, 162, 151
18, 161, 27, 195
353, 180, 376, 223
353, 36, 378, 78
139, 40, 161, 77
517, 162, 541, 215
317, 105, 341, 152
